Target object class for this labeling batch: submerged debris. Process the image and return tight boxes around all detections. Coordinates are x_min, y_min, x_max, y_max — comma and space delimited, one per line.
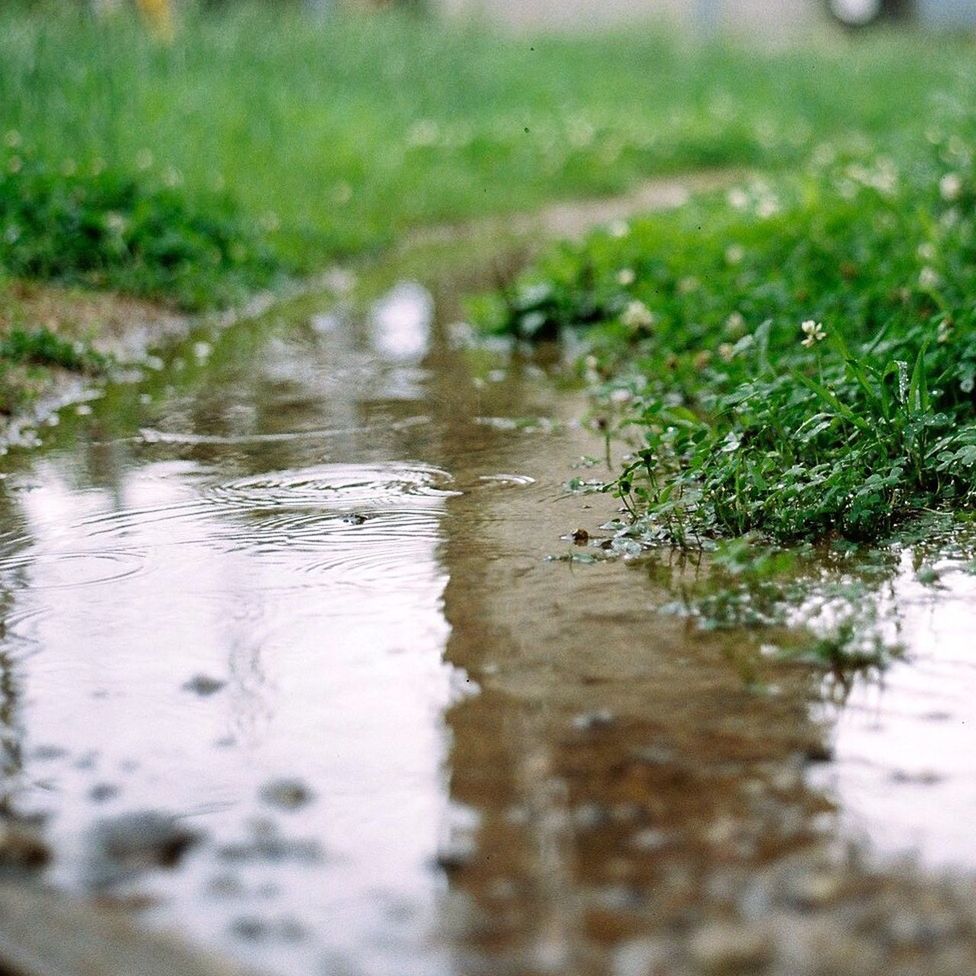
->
218, 819, 322, 865
181, 674, 226, 697
259, 778, 315, 812
0, 818, 50, 872
86, 811, 203, 887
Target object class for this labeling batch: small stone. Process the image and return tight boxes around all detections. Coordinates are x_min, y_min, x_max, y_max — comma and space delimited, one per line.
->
218, 831, 323, 865
259, 777, 314, 811
87, 811, 203, 886
182, 674, 226, 696
32, 744, 68, 762
207, 873, 245, 898
572, 803, 610, 830
688, 922, 772, 974
632, 744, 676, 767
571, 528, 589, 544
231, 916, 270, 942
89, 783, 120, 804
0, 820, 50, 870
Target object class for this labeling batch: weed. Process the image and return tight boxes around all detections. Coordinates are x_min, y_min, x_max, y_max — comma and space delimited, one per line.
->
0, 327, 105, 372
482, 98, 976, 544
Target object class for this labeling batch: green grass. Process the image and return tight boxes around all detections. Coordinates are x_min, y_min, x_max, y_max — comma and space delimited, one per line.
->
2, 3, 976, 307
481, 90, 976, 544
0, 326, 105, 373
0, 155, 281, 308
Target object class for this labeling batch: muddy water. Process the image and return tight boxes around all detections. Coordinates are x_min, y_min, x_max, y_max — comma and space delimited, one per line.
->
0, 277, 974, 975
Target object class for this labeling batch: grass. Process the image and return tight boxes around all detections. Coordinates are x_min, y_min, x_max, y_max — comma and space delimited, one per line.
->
3, 3, 976, 310
480, 85, 976, 545
0, 153, 281, 309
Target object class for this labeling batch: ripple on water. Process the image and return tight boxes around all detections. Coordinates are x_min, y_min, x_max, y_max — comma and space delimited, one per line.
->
0, 550, 147, 590
205, 464, 456, 588
207, 462, 460, 510
0, 464, 457, 603
475, 473, 537, 489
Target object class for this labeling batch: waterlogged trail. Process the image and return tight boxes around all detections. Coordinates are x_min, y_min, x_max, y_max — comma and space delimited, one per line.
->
0, 270, 974, 975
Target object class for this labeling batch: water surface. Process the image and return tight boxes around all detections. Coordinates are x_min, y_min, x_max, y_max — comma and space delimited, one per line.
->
0, 279, 974, 975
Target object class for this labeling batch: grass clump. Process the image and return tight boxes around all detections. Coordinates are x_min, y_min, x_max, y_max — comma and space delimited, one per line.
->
0, 153, 283, 310
482, 106, 976, 544
0, 326, 106, 372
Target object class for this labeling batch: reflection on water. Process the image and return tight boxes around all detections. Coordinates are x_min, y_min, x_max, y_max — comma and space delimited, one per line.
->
0, 280, 973, 974
812, 552, 976, 871
0, 285, 462, 976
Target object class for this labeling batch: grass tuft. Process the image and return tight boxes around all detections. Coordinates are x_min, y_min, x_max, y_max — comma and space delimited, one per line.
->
481, 98, 976, 544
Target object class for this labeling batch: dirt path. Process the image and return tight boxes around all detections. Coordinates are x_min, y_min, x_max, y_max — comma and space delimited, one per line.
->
0, 168, 740, 455
402, 168, 739, 250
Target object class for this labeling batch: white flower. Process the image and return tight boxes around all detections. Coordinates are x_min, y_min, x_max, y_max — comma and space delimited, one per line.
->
407, 119, 439, 147
800, 320, 826, 347
104, 211, 128, 235
937, 319, 953, 344
621, 300, 655, 331
940, 172, 963, 202
757, 196, 780, 220
727, 188, 749, 210
616, 268, 636, 286
725, 311, 745, 336
919, 266, 940, 290
725, 244, 745, 265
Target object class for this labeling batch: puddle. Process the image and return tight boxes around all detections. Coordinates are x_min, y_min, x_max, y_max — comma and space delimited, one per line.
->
811, 553, 976, 871
0, 278, 975, 974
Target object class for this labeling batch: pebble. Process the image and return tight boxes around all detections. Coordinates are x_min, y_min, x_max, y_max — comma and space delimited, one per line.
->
784, 871, 846, 910
0, 820, 50, 870
259, 777, 315, 811
182, 674, 226, 696
89, 783, 120, 804
218, 821, 322, 865
231, 914, 306, 943
87, 811, 203, 886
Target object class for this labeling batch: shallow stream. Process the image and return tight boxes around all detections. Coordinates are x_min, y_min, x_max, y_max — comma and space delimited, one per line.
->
0, 272, 974, 975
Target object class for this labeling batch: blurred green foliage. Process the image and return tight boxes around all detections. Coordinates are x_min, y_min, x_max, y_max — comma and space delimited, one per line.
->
2, 2, 973, 306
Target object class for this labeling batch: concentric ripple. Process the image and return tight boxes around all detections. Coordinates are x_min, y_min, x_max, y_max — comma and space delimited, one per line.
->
207, 462, 460, 510
0, 549, 147, 590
